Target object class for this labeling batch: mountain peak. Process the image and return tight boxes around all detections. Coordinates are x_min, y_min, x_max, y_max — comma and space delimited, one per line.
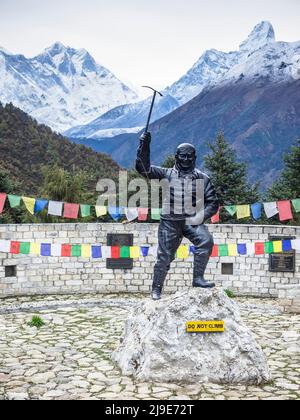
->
239, 21, 275, 53
45, 42, 68, 56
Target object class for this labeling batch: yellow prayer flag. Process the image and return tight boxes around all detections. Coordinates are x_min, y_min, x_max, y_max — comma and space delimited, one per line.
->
177, 245, 189, 259
228, 244, 238, 257
130, 246, 140, 259
30, 242, 40, 255
22, 197, 36, 215
273, 241, 283, 253
95, 206, 107, 217
237, 205, 250, 220
82, 244, 92, 258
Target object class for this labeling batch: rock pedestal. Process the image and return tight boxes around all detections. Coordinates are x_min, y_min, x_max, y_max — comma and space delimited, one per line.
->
113, 288, 271, 384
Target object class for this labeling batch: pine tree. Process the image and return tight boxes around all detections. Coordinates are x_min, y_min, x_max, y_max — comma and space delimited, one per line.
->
203, 132, 260, 223
267, 139, 300, 200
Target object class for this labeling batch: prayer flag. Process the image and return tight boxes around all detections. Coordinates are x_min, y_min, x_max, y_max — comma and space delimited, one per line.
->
277, 201, 293, 222
251, 203, 262, 220
228, 244, 238, 257
151, 208, 161, 221
48, 201, 63, 217
211, 208, 220, 224
141, 246, 150, 257
190, 245, 196, 255
264, 242, 274, 254
210, 245, 219, 257
41, 244, 51, 257
82, 245, 92, 258
238, 244, 247, 255
30, 243, 40, 255
71, 245, 82, 257
51, 244, 62, 257
111, 246, 120, 259
218, 245, 228, 257
80, 205, 91, 218
264, 202, 278, 219
255, 243, 265, 255
92, 246, 102, 259
8, 195, 21, 209
292, 199, 300, 213
10, 241, 20, 254
138, 208, 148, 222
22, 197, 35, 215
282, 240, 292, 252
95, 206, 107, 217
246, 243, 255, 256
64, 203, 80, 219
237, 205, 250, 220
0, 240, 11, 253
61, 244, 72, 257
130, 246, 141, 259
101, 246, 111, 258
291, 239, 300, 252
109, 207, 122, 222
0, 193, 7, 214
225, 206, 237, 216
177, 245, 189, 259
20, 242, 30, 255
124, 208, 138, 222
273, 241, 283, 253
34, 199, 48, 214
120, 246, 130, 258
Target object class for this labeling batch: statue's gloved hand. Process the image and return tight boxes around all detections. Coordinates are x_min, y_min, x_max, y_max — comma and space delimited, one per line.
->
140, 132, 151, 143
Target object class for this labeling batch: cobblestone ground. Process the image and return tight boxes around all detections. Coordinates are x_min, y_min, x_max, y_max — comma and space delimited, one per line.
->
0, 293, 299, 400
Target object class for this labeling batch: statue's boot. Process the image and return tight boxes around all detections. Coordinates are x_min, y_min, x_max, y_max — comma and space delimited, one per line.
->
193, 254, 215, 289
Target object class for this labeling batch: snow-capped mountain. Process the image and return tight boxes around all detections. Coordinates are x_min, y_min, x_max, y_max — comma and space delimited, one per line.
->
0, 42, 138, 131
68, 21, 293, 140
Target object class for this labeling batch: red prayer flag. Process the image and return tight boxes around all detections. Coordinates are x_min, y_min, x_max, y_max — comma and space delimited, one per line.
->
10, 241, 20, 254
0, 193, 7, 214
210, 245, 219, 258
138, 208, 149, 221
255, 242, 265, 255
61, 244, 72, 257
63, 203, 80, 219
111, 246, 120, 259
277, 201, 293, 222
211, 208, 220, 224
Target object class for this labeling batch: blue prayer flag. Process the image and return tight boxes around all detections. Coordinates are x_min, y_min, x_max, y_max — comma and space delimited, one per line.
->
141, 246, 150, 257
189, 246, 196, 254
282, 240, 292, 252
41, 243, 51, 256
238, 244, 247, 255
34, 199, 48, 214
92, 246, 102, 259
251, 203, 262, 220
108, 207, 122, 221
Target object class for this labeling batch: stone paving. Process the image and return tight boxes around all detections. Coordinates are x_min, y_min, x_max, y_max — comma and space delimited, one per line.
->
0, 293, 299, 400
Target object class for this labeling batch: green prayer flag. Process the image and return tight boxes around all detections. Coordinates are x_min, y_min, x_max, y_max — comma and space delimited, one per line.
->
225, 206, 237, 216
218, 244, 229, 257
264, 242, 274, 254
71, 245, 82, 257
20, 242, 30, 255
151, 208, 161, 221
8, 195, 21, 208
292, 199, 300, 213
80, 204, 91, 218
120, 246, 130, 258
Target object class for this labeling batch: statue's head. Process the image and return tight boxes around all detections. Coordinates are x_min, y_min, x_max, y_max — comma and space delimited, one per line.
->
175, 143, 197, 172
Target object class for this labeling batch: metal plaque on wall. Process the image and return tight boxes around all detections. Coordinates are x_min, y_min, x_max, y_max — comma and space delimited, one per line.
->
269, 236, 296, 273
106, 233, 134, 270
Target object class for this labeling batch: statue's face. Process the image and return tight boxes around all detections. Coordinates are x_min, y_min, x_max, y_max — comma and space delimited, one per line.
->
176, 144, 196, 171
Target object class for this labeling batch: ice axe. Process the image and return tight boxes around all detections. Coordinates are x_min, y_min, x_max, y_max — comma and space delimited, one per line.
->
142, 86, 163, 133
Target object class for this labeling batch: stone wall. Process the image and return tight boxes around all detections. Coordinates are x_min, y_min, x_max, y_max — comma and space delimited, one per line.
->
278, 285, 300, 314
0, 223, 299, 298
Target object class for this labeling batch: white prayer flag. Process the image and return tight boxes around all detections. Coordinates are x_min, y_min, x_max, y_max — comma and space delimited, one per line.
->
48, 201, 63, 217
246, 243, 255, 256
124, 208, 139, 222
150, 246, 158, 257
51, 244, 62, 257
101, 246, 111, 258
0, 240, 11, 253
264, 202, 279, 219
291, 239, 300, 252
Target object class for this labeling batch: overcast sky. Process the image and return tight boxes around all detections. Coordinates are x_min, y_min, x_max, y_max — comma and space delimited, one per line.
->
0, 0, 299, 90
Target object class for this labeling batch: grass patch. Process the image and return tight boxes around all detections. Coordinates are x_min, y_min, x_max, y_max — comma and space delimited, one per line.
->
28, 316, 45, 329
224, 289, 235, 299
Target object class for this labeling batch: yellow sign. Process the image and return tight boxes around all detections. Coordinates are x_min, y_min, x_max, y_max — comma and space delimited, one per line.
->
186, 321, 225, 333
